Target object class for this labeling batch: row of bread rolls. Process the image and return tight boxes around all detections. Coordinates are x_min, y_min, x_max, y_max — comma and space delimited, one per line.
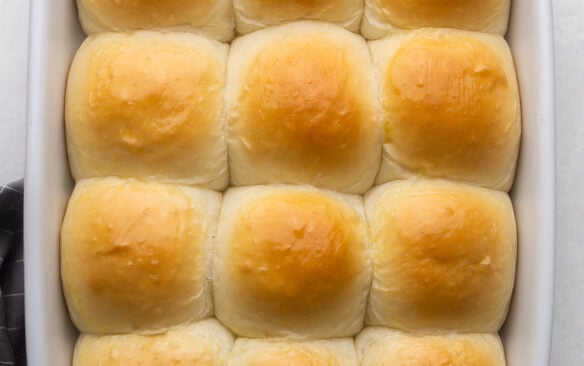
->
76, 0, 511, 41
65, 22, 521, 194
61, 177, 516, 339
73, 321, 506, 365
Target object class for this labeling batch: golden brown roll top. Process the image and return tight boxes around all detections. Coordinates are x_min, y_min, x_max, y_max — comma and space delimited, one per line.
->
362, 0, 510, 39
66, 32, 228, 190
356, 327, 506, 366
364, 179, 517, 333
76, 0, 234, 41
213, 185, 371, 338
371, 29, 521, 191
233, 0, 363, 34
73, 319, 234, 365
229, 338, 358, 365
226, 22, 383, 194
61, 177, 221, 334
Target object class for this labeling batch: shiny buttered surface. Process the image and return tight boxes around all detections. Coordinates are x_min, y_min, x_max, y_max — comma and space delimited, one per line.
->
72, 320, 234, 366
66, 32, 229, 190
365, 180, 517, 333
362, 0, 510, 39
226, 22, 383, 194
371, 29, 521, 191
233, 0, 363, 34
213, 185, 371, 338
76, 0, 235, 41
228, 338, 358, 365
61, 178, 221, 334
356, 327, 506, 366
64, 0, 521, 360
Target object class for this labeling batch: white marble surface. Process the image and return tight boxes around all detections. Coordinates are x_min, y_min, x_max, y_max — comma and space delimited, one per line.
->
551, 0, 584, 364
0, 0, 581, 364
0, 0, 28, 183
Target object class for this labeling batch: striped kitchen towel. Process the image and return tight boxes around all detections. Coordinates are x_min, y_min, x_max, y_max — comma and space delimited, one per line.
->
0, 180, 25, 365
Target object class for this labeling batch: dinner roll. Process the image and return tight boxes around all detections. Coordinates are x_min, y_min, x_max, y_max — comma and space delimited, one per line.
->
365, 179, 516, 333
61, 177, 220, 334
356, 327, 506, 366
362, 0, 510, 39
214, 185, 371, 338
226, 22, 383, 194
76, 0, 234, 41
66, 32, 228, 190
229, 338, 358, 365
370, 29, 521, 191
233, 0, 363, 34
73, 319, 234, 365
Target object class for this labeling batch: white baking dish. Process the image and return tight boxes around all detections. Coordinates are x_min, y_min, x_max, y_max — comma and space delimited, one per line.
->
23, 0, 555, 364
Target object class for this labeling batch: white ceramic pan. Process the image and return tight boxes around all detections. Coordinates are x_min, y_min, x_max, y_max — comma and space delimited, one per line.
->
24, 0, 555, 364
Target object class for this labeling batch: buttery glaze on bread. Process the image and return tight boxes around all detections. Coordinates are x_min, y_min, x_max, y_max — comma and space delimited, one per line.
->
229, 338, 358, 365
233, 0, 363, 34
365, 179, 517, 333
213, 185, 371, 338
371, 29, 521, 191
356, 327, 506, 366
61, 177, 221, 334
73, 319, 234, 365
76, 0, 234, 41
66, 32, 228, 190
362, 0, 510, 39
226, 22, 383, 194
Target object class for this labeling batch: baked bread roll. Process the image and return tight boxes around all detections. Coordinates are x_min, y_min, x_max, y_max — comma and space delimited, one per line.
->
370, 29, 521, 191
229, 338, 358, 365
61, 177, 220, 334
73, 319, 234, 365
76, 0, 234, 41
361, 0, 510, 39
226, 22, 383, 194
213, 185, 371, 338
233, 0, 363, 35
356, 327, 506, 365
66, 32, 228, 190
365, 179, 516, 333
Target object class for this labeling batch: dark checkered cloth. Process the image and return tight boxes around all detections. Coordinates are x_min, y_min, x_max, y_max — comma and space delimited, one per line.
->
0, 180, 26, 365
